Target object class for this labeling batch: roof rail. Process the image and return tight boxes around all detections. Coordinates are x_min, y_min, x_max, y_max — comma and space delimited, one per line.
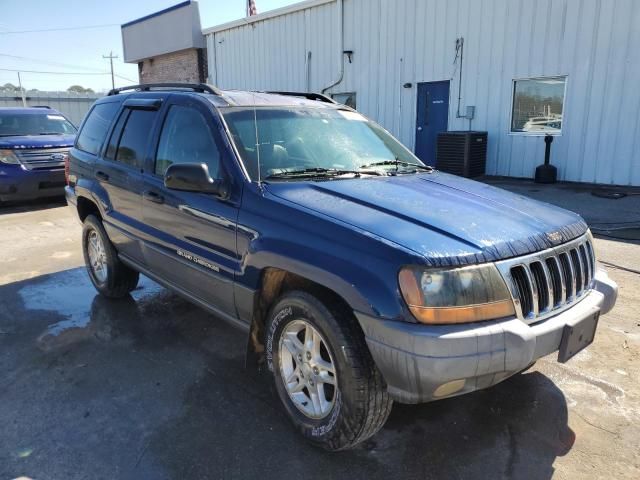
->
264, 91, 338, 104
31, 105, 52, 109
107, 83, 225, 97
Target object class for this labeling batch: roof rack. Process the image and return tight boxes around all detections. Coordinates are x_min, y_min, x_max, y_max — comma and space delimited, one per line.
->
264, 91, 338, 104
31, 105, 52, 109
107, 83, 225, 97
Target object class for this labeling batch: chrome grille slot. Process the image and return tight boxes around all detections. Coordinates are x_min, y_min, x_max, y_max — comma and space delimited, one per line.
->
14, 147, 68, 171
502, 234, 596, 324
579, 244, 591, 288
570, 249, 583, 295
585, 241, 595, 285
530, 262, 549, 313
545, 257, 563, 306
559, 252, 574, 299
511, 265, 533, 318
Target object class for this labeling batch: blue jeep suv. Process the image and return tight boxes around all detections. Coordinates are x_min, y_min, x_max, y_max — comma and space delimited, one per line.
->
66, 83, 618, 450
0, 106, 77, 204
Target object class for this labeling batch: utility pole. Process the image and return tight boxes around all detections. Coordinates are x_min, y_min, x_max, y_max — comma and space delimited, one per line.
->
102, 51, 118, 89
16, 71, 26, 107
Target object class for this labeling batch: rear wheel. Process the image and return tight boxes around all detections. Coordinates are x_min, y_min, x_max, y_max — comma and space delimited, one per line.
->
82, 214, 139, 298
266, 290, 392, 450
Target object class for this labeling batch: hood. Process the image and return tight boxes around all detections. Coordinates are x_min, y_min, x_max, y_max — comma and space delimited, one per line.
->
266, 172, 587, 267
0, 134, 75, 149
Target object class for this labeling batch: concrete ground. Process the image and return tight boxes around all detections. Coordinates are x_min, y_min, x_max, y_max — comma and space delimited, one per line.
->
0, 181, 638, 480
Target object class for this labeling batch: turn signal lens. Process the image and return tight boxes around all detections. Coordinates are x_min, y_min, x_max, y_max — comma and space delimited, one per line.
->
399, 264, 515, 324
405, 301, 516, 324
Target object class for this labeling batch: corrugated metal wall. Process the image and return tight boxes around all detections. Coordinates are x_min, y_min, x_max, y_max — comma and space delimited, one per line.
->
206, 0, 640, 186
0, 91, 98, 125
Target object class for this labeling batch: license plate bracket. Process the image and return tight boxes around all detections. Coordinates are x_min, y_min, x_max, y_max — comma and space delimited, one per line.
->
558, 307, 600, 363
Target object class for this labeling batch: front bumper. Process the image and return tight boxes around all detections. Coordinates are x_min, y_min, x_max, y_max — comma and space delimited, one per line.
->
0, 165, 65, 202
356, 269, 618, 404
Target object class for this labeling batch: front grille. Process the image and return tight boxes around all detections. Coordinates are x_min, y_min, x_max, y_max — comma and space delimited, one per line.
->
499, 234, 596, 322
511, 266, 533, 316
38, 180, 65, 189
14, 147, 68, 171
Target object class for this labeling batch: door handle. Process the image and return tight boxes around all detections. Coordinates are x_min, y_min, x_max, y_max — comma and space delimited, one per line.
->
143, 190, 164, 204
95, 171, 109, 182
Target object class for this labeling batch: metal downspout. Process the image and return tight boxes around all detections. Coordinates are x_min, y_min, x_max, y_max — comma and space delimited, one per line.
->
321, 0, 344, 94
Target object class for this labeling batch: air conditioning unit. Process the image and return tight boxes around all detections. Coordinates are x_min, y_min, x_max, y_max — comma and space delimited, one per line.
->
436, 131, 488, 178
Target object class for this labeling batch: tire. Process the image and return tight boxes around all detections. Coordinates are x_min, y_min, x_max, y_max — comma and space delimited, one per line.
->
265, 290, 392, 450
82, 214, 139, 298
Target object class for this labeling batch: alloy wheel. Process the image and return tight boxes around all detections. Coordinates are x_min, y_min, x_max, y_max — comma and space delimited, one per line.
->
278, 319, 338, 419
87, 229, 107, 283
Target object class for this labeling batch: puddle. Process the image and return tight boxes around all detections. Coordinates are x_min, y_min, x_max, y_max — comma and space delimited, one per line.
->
17, 269, 162, 351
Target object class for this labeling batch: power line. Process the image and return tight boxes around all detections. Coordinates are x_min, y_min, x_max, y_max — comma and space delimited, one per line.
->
0, 53, 136, 82
115, 74, 137, 83
0, 23, 120, 35
0, 53, 108, 73
0, 68, 108, 75
0, 69, 137, 87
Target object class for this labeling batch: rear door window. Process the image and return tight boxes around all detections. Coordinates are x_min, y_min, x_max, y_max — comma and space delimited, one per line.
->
76, 102, 120, 155
104, 110, 130, 160
109, 109, 157, 169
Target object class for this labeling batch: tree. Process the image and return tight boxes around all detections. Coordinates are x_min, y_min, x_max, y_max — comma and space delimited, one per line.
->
67, 85, 95, 94
1, 83, 19, 92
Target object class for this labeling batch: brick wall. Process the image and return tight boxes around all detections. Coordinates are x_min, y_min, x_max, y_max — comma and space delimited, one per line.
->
138, 48, 207, 84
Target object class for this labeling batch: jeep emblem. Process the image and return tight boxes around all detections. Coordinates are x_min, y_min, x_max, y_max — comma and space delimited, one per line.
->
546, 231, 563, 244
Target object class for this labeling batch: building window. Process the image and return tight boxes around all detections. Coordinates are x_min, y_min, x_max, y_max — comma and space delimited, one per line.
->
331, 92, 357, 109
511, 76, 566, 134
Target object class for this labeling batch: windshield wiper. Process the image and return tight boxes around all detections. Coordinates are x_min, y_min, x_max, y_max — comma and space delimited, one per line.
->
38, 132, 64, 135
359, 159, 433, 172
264, 167, 382, 180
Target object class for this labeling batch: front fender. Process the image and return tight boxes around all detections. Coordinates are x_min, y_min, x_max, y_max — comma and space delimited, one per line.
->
243, 248, 387, 317
236, 187, 423, 321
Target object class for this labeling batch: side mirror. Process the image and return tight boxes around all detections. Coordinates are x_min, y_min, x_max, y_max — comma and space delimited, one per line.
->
164, 163, 229, 198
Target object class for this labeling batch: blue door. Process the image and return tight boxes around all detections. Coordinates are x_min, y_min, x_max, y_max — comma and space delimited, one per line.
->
141, 95, 241, 319
415, 81, 450, 165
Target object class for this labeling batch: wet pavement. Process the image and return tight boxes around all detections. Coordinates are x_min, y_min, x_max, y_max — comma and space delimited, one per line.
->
0, 268, 575, 480
1, 192, 639, 479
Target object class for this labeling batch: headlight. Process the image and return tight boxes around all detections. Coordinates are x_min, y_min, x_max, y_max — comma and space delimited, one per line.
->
398, 264, 515, 324
0, 150, 20, 164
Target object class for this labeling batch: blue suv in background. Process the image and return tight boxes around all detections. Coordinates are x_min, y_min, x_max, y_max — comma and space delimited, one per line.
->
66, 83, 617, 450
0, 106, 77, 205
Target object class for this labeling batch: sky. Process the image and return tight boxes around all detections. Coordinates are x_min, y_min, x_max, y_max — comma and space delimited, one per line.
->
0, 0, 298, 93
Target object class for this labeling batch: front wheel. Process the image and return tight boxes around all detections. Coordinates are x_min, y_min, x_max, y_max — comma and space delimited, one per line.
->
266, 290, 392, 450
82, 214, 139, 298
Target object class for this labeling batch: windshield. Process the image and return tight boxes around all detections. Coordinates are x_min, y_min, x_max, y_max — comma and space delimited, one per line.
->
221, 107, 427, 181
0, 112, 77, 137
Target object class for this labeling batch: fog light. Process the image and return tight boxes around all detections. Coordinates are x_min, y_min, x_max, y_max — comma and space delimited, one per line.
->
433, 379, 466, 398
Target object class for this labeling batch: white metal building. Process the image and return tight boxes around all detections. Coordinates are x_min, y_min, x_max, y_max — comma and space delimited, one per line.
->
203, 0, 640, 186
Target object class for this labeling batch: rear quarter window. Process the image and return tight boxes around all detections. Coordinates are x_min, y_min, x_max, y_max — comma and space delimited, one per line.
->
76, 102, 120, 155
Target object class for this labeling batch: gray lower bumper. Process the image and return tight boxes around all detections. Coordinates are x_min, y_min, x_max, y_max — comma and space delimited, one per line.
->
356, 269, 618, 404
